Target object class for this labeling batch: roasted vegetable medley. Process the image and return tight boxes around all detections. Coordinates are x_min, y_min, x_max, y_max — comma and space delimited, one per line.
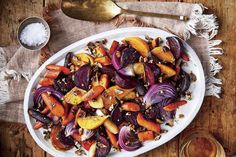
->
29, 36, 195, 156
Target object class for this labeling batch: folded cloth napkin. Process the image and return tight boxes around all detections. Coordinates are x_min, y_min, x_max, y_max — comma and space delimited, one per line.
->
0, 1, 223, 123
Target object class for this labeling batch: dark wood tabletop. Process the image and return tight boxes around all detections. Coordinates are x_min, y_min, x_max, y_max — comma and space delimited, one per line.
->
0, 0, 235, 157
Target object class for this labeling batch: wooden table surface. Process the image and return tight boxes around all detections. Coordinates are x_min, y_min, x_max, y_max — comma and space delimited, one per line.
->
0, 0, 235, 157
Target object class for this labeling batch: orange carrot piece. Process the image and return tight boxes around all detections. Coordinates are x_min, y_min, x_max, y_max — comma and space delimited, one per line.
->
163, 100, 187, 112
74, 108, 86, 127
157, 64, 176, 78
33, 121, 44, 130
34, 111, 54, 130
105, 128, 119, 149
71, 131, 82, 141
82, 85, 105, 102
109, 40, 119, 55
95, 56, 111, 66
138, 131, 155, 141
151, 38, 160, 49
39, 77, 54, 86
137, 113, 161, 133
95, 44, 107, 57
122, 102, 140, 112
62, 102, 69, 119
41, 93, 65, 117
99, 74, 110, 89
61, 106, 78, 126
41, 106, 50, 114
46, 64, 71, 75
44, 70, 61, 79
80, 139, 95, 151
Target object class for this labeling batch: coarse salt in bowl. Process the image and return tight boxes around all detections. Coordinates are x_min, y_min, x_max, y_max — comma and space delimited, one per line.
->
17, 16, 50, 50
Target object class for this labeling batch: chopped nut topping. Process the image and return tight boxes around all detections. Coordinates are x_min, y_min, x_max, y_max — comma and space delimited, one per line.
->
139, 56, 144, 62
126, 112, 131, 116
154, 134, 161, 141
179, 114, 185, 118
116, 51, 121, 58
159, 76, 163, 83
75, 149, 86, 156
143, 57, 148, 62
161, 129, 168, 133
185, 91, 192, 100
109, 104, 114, 111
114, 89, 124, 94
156, 118, 164, 124
43, 130, 51, 140
190, 71, 197, 82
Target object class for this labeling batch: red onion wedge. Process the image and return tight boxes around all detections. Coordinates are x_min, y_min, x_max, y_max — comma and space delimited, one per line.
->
95, 135, 111, 157
143, 83, 179, 107
74, 64, 92, 91
166, 36, 184, 59
112, 46, 135, 76
115, 72, 137, 89
118, 126, 141, 151
144, 63, 160, 86
120, 47, 140, 68
65, 121, 77, 137
33, 86, 64, 106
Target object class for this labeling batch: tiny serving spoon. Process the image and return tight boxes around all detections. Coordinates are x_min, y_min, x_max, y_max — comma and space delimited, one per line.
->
61, 0, 189, 22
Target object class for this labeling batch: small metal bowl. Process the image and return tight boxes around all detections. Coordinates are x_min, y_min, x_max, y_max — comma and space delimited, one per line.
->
17, 16, 50, 50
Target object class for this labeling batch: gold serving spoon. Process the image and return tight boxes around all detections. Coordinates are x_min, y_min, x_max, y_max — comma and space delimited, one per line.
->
61, 0, 189, 22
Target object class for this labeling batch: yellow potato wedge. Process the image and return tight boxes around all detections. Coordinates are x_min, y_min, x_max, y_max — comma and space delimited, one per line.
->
77, 115, 109, 130
157, 64, 176, 78
72, 53, 95, 65
64, 87, 86, 105
123, 37, 149, 57
88, 96, 104, 109
103, 119, 119, 134
88, 142, 96, 157
101, 85, 134, 109
133, 62, 145, 75
123, 91, 136, 100
152, 47, 175, 63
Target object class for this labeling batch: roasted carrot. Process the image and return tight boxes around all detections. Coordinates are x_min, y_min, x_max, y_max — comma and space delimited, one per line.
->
41, 106, 50, 114
44, 70, 61, 79
46, 64, 71, 75
151, 37, 160, 49
51, 125, 73, 150
94, 43, 107, 57
95, 56, 111, 66
163, 100, 187, 112
33, 121, 44, 130
74, 108, 86, 127
39, 77, 54, 86
157, 64, 176, 78
137, 113, 161, 133
82, 85, 105, 102
99, 74, 110, 89
41, 93, 65, 117
71, 131, 82, 141
181, 52, 190, 61
122, 102, 140, 112
33, 111, 54, 130
61, 106, 78, 126
138, 131, 155, 141
80, 139, 95, 151
62, 102, 69, 119
105, 128, 119, 149
109, 40, 119, 55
